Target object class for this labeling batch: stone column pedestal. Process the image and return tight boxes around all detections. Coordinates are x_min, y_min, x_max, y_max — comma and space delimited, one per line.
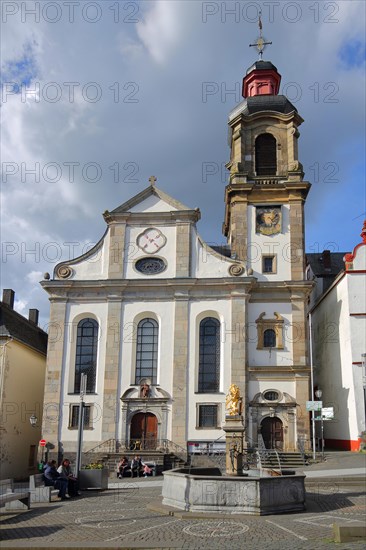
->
223, 415, 245, 476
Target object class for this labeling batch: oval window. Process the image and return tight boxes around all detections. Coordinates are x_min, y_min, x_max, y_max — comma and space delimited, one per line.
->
135, 257, 166, 275
263, 391, 279, 401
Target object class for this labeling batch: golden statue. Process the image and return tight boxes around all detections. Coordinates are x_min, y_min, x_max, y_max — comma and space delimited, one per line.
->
226, 384, 242, 416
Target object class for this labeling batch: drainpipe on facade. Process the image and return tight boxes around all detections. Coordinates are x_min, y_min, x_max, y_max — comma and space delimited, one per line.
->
0, 338, 13, 413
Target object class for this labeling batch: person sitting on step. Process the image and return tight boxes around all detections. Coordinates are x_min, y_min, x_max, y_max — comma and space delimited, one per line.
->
131, 455, 143, 477
117, 456, 130, 478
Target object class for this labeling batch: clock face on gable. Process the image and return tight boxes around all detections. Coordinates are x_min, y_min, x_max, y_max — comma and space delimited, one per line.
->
256, 206, 282, 236
136, 228, 167, 254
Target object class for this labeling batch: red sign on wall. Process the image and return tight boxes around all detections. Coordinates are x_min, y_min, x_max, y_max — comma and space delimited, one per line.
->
39, 439, 47, 447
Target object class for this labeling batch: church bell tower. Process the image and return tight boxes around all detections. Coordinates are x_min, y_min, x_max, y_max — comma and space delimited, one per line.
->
223, 37, 311, 281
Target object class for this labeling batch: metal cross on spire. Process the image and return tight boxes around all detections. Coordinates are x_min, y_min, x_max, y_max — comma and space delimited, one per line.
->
249, 11, 272, 60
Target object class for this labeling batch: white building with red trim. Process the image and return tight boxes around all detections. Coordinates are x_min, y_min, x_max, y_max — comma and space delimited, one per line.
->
307, 222, 366, 451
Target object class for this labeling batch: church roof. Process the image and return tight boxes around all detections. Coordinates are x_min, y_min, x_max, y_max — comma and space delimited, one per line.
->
109, 184, 194, 214
245, 60, 278, 75
229, 95, 298, 121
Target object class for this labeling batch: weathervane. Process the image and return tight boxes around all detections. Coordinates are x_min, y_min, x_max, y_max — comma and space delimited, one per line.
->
249, 11, 272, 60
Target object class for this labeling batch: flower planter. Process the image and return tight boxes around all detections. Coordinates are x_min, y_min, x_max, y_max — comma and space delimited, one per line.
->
79, 468, 109, 490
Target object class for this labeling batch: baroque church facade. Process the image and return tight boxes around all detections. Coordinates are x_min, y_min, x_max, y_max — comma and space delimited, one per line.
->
41, 58, 313, 457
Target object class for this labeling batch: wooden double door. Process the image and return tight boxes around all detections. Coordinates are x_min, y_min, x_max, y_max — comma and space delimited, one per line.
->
261, 417, 284, 450
130, 412, 158, 450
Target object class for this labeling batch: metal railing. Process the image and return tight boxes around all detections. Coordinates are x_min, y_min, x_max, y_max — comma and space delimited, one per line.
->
257, 434, 282, 475
84, 438, 120, 455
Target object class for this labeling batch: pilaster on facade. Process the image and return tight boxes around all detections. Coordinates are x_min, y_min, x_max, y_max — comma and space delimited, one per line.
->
107, 223, 126, 279
41, 299, 68, 444
101, 299, 123, 441
171, 296, 189, 448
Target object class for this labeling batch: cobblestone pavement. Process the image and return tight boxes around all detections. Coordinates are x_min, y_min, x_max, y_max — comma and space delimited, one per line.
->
1, 480, 365, 549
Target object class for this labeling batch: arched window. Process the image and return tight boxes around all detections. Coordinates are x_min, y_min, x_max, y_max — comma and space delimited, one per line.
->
255, 133, 277, 176
198, 318, 220, 393
135, 318, 158, 385
263, 329, 276, 348
74, 318, 98, 393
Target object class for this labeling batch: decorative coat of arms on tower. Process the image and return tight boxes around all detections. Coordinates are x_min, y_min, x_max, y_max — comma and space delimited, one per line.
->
256, 207, 281, 235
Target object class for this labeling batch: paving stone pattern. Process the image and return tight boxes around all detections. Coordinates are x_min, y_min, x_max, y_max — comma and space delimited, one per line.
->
1, 483, 365, 549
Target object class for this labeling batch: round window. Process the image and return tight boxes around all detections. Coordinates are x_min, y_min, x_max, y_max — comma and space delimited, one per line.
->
135, 257, 166, 275
263, 391, 279, 401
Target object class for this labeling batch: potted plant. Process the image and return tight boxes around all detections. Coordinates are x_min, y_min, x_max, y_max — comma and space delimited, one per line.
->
79, 461, 109, 490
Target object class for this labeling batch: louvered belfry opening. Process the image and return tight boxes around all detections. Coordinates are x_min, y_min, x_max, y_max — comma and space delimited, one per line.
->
255, 133, 277, 176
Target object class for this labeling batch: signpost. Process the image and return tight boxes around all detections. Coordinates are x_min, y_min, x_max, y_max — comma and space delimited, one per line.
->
306, 400, 322, 412
321, 407, 334, 420
75, 373, 87, 477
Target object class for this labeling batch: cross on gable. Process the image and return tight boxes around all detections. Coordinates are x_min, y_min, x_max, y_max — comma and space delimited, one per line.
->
149, 176, 157, 186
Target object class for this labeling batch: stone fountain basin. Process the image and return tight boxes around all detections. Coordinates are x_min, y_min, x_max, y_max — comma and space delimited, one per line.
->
162, 467, 305, 515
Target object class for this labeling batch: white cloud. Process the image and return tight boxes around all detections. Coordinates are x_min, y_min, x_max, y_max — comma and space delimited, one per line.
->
136, 1, 183, 64
14, 299, 28, 316
117, 35, 144, 60
26, 271, 43, 284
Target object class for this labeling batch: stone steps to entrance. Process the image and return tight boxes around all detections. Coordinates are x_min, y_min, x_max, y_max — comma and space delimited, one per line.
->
259, 451, 305, 470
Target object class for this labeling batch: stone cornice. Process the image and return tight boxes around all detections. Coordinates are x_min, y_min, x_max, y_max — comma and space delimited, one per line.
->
40, 277, 258, 300
284, 281, 314, 298
228, 109, 304, 128
248, 366, 310, 373
103, 210, 201, 225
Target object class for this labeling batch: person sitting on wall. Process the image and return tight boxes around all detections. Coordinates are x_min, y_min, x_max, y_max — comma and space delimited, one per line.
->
117, 456, 130, 478
131, 455, 143, 477
57, 458, 80, 497
142, 462, 153, 477
43, 459, 69, 500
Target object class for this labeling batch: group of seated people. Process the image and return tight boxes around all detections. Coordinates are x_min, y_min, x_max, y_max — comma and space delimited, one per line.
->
43, 458, 81, 500
117, 455, 154, 478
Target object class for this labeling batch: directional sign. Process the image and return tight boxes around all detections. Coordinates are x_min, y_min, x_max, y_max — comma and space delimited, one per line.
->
39, 439, 47, 447
306, 400, 322, 412
321, 407, 334, 420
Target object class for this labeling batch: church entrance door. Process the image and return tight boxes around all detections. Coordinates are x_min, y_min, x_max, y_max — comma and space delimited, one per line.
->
261, 417, 283, 450
130, 412, 158, 450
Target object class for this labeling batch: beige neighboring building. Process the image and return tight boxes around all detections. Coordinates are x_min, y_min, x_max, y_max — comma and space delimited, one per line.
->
0, 289, 47, 480
40, 58, 313, 460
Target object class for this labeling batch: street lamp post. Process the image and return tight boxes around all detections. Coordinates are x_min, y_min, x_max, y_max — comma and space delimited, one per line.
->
309, 313, 316, 461
315, 389, 324, 461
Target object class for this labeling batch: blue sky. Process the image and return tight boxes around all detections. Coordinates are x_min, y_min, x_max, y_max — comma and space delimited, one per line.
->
0, 41, 39, 89
1, 0, 365, 326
